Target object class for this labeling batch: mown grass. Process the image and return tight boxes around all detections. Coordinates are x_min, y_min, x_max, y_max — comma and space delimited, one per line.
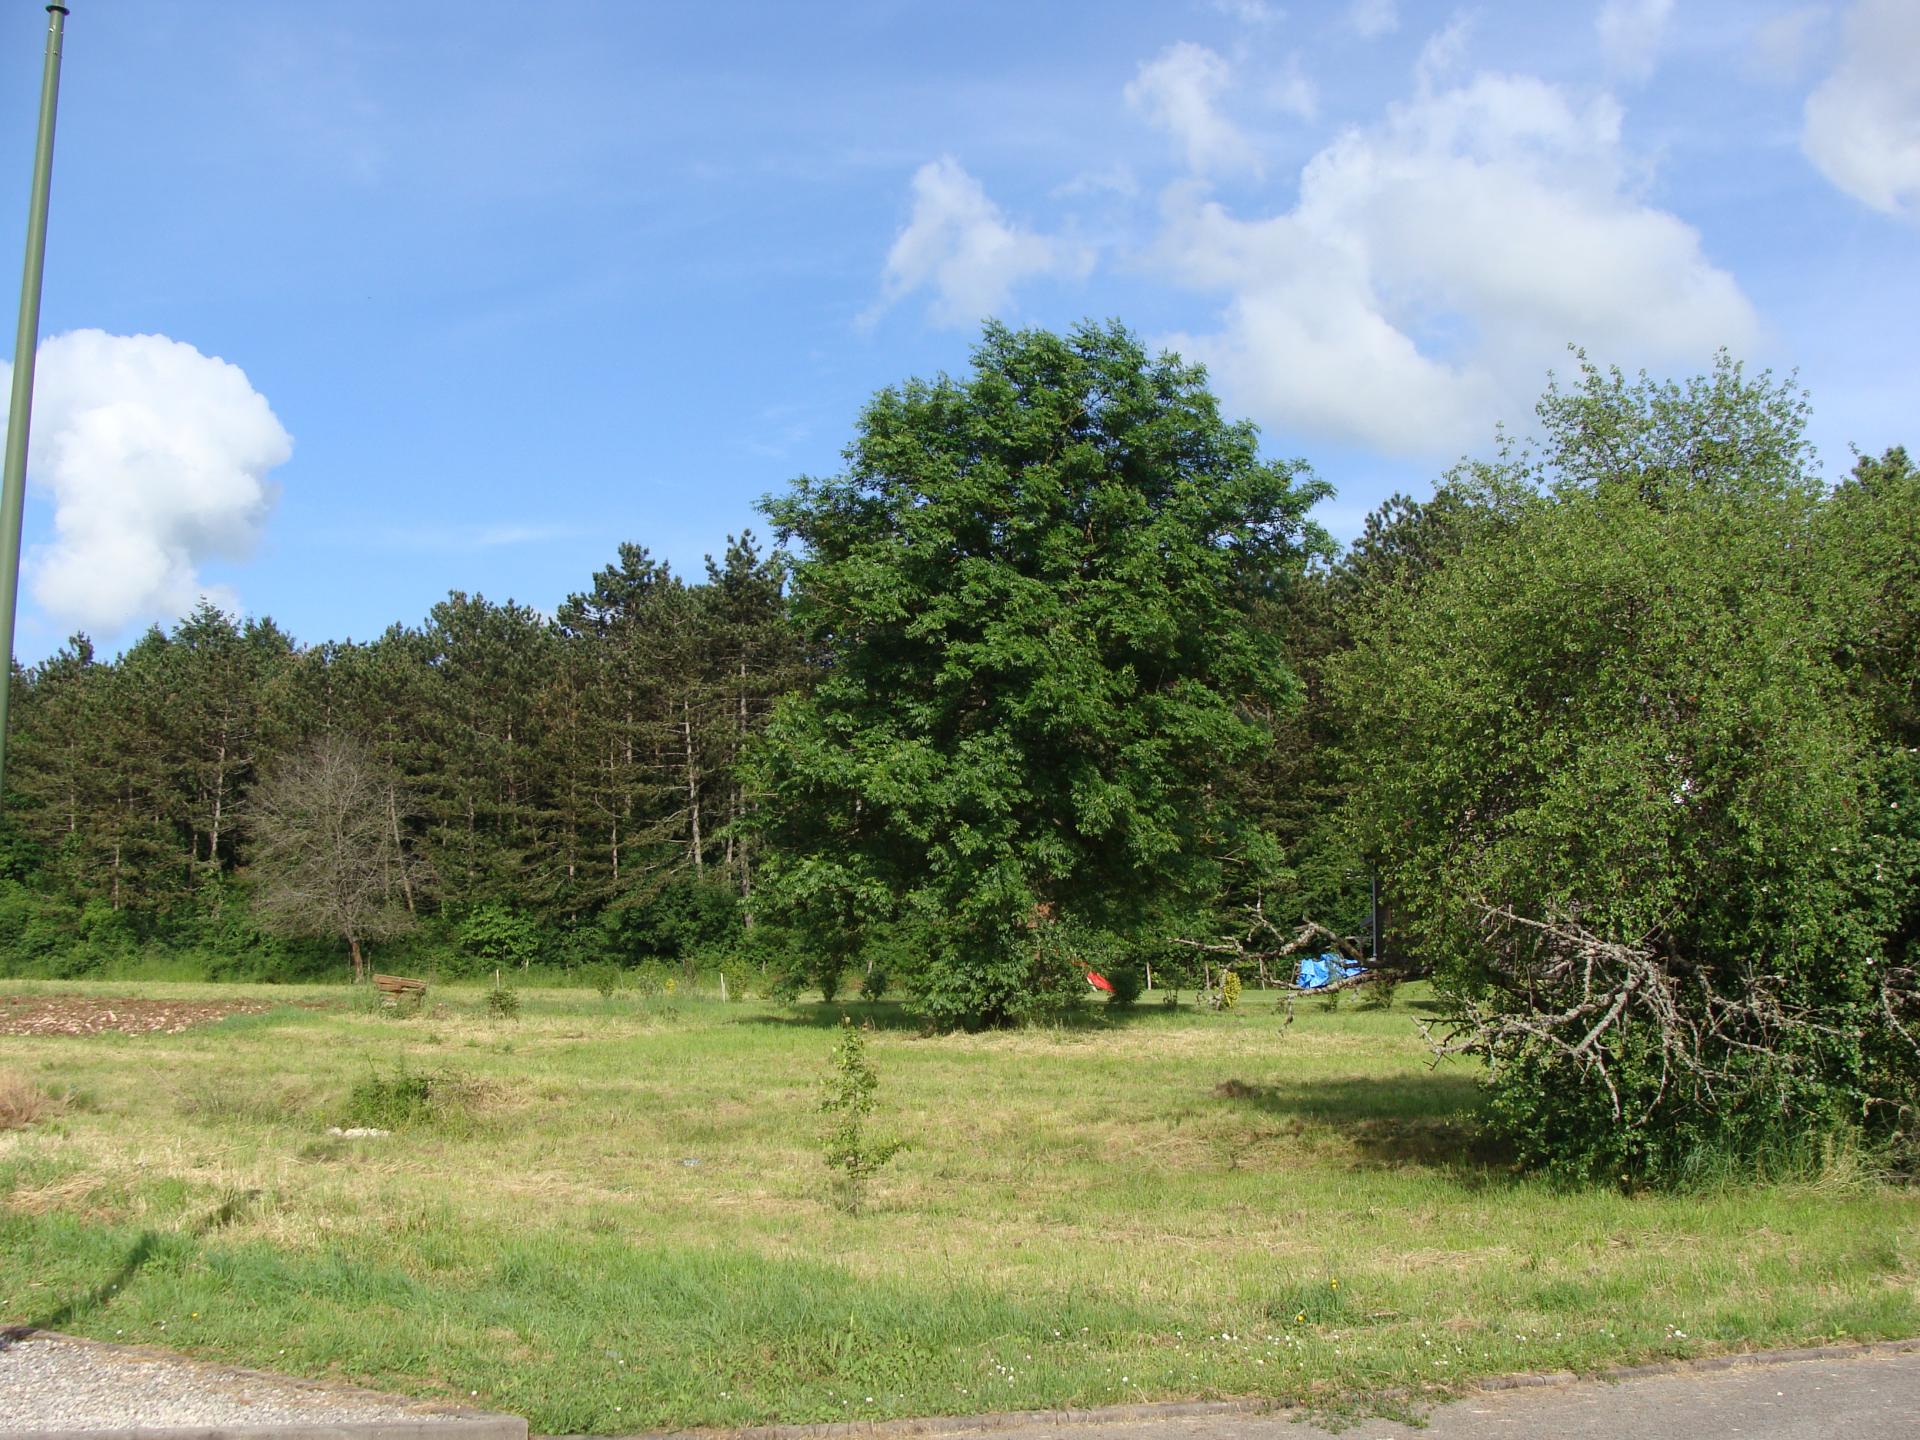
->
1, 977, 1915, 1433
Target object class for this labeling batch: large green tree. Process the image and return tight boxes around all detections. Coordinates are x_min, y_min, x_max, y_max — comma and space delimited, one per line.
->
751, 321, 1328, 1027
1338, 356, 1918, 1179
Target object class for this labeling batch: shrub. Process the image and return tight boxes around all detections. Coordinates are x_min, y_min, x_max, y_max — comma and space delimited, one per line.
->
717, 951, 761, 1001
598, 878, 741, 965
582, 962, 620, 1000
859, 967, 889, 1002
485, 983, 521, 1021
1104, 964, 1145, 1008
820, 1019, 905, 1213
1358, 974, 1399, 1010
456, 905, 542, 976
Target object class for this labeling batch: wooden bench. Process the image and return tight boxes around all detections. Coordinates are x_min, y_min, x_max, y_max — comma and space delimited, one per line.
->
372, 973, 428, 1006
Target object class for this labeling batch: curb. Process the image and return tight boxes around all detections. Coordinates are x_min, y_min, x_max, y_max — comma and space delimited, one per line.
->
0, 1328, 527, 1440
553, 1336, 1920, 1440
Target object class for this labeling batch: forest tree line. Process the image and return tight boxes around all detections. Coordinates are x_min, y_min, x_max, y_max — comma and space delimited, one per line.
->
1, 534, 805, 979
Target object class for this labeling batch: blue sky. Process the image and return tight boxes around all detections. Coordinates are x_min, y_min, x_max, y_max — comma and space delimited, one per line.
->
0, 0, 1914, 660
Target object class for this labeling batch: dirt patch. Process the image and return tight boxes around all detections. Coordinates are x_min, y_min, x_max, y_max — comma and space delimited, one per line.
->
0, 996, 271, 1038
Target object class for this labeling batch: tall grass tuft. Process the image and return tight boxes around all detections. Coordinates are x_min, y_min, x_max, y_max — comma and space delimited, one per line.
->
0, 1071, 56, 1130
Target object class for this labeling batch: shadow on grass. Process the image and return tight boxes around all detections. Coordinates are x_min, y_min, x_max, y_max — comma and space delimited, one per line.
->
731, 1001, 934, 1032
20, 1231, 164, 1334
20, 1190, 259, 1334
741, 995, 1452, 1035
737, 1000, 1160, 1034
1210, 1073, 1516, 1178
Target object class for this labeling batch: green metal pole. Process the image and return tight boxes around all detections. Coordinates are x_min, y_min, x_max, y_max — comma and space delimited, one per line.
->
0, 3, 69, 799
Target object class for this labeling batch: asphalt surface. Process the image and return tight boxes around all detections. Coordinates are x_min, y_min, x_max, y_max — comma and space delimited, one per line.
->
882, 1348, 1920, 1440
0, 1330, 525, 1439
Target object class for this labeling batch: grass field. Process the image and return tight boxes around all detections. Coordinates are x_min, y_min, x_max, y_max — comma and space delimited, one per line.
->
2, 977, 1916, 1434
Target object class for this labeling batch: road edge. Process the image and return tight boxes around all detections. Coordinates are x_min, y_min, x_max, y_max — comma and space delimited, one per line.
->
570, 1336, 1920, 1440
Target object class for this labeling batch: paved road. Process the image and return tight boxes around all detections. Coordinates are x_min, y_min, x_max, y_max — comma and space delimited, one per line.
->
899, 1348, 1920, 1440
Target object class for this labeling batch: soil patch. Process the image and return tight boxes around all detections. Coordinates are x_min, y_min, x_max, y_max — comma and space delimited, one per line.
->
0, 995, 275, 1037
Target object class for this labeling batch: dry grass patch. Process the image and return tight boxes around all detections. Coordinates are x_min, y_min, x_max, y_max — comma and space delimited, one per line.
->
0, 1071, 59, 1131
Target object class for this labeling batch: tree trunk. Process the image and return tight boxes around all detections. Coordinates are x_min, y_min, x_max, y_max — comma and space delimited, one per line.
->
682, 698, 703, 877
739, 843, 754, 930
348, 935, 365, 984
726, 658, 746, 876
388, 782, 416, 912
209, 722, 228, 865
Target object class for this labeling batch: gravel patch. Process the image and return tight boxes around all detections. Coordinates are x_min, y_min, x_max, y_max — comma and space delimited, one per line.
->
0, 1330, 493, 1432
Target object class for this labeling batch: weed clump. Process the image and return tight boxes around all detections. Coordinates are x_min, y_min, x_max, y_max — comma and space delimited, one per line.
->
0, 1072, 56, 1130
1266, 1277, 1348, 1327
1359, 975, 1399, 1010
343, 1064, 474, 1133
820, 1018, 904, 1213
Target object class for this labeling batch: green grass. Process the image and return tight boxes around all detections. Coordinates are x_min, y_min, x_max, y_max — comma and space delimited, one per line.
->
1, 977, 1915, 1433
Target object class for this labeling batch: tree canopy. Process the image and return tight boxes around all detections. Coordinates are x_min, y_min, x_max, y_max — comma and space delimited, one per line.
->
1336, 356, 1918, 1179
751, 320, 1329, 1026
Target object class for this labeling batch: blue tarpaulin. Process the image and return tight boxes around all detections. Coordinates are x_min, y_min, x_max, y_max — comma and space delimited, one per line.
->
1295, 952, 1367, 989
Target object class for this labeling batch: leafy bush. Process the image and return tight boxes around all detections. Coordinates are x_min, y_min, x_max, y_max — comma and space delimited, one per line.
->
1103, 964, 1145, 1008
1358, 975, 1399, 1010
858, 967, 889, 1002
457, 904, 542, 976
716, 950, 762, 1001
582, 962, 620, 1000
626, 962, 670, 997
485, 983, 521, 1020
598, 878, 741, 966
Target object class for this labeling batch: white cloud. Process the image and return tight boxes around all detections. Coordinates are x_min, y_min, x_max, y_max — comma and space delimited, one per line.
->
1597, 0, 1677, 82
1415, 14, 1475, 91
1, 330, 289, 636
1153, 73, 1758, 456
873, 158, 1091, 329
1349, 0, 1399, 40
1748, 6, 1828, 83
1054, 164, 1140, 200
1803, 0, 1920, 219
1210, 0, 1280, 24
1268, 53, 1320, 123
1127, 43, 1262, 178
